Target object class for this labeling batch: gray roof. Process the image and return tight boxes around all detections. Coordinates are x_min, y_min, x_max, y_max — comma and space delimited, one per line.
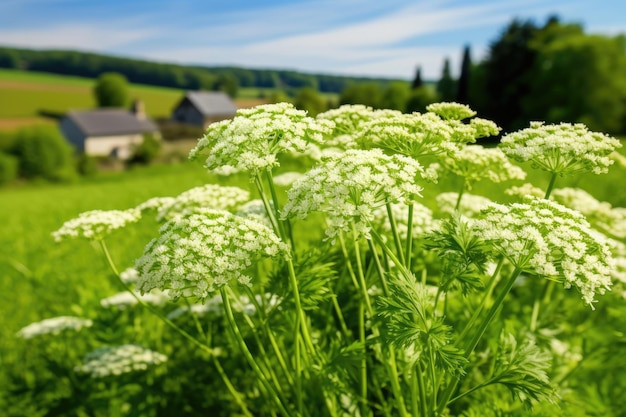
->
184, 91, 237, 116
66, 109, 158, 137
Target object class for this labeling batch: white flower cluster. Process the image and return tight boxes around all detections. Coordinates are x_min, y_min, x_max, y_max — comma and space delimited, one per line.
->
100, 290, 170, 310
499, 122, 622, 175
436, 192, 493, 218
373, 202, 436, 239
119, 267, 139, 284
272, 171, 304, 187
166, 292, 280, 320
167, 295, 224, 320
135, 209, 289, 299
135, 196, 176, 213
426, 102, 476, 120
282, 149, 425, 240
442, 145, 526, 187
76, 344, 167, 378
552, 188, 626, 239
153, 184, 250, 221
16, 316, 93, 339
235, 199, 272, 228
475, 198, 614, 305
356, 111, 459, 157
316, 105, 401, 149
505, 183, 545, 199
52, 209, 141, 241
189, 102, 335, 175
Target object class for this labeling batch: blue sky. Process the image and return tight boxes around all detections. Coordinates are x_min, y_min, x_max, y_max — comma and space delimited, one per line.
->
0, 0, 624, 80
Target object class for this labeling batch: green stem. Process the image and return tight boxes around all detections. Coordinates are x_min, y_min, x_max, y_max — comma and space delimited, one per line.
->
367, 239, 390, 297
455, 181, 466, 211
530, 280, 556, 331
254, 174, 282, 238
386, 202, 406, 266
415, 361, 428, 417
100, 240, 253, 417
456, 258, 505, 343
544, 172, 558, 199
436, 266, 522, 415
220, 287, 293, 417
240, 286, 295, 386
352, 226, 408, 417
99, 240, 217, 357
405, 203, 414, 270
359, 302, 368, 417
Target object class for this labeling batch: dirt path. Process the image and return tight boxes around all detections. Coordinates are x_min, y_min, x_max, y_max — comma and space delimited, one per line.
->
0, 80, 89, 93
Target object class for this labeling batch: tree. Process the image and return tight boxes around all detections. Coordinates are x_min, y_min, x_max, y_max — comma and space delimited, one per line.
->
524, 27, 626, 133
471, 19, 541, 131
411, 66, 423, 89
339, 83, 383, 108
436, 58, 456, 102
380, 81, 411, 111
405, 87, 438, 113
214, 73, 239, 98
457, 45, 472, 104
93, 72, 129, 108
294, 87, 327, 116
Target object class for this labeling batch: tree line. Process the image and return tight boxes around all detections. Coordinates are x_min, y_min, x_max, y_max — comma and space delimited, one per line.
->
333, 16, 626, 136
0, 47, 399, 95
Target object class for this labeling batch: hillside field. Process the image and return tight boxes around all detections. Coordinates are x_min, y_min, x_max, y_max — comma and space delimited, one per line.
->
0, 69, 267, 131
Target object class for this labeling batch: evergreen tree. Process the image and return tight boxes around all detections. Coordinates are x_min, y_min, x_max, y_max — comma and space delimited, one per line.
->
436, 58, 456, 102
411, 66, 423, 89
457, 45, 471, 104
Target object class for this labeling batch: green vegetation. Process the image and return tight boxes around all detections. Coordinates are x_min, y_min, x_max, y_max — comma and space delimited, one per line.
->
468, 17, 626, 134
0, 68, 184, 120
93, 72, 130, 108
0, 46, 401, 94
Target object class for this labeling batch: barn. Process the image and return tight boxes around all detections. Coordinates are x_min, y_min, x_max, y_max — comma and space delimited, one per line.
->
171, 91, 237, 129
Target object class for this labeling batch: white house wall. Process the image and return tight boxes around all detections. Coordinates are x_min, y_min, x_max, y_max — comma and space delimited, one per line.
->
85, 134, 144, 159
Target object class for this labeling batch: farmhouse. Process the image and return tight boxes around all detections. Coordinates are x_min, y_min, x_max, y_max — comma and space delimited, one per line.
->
171, 91, 237, 129
60, 103, 159, 160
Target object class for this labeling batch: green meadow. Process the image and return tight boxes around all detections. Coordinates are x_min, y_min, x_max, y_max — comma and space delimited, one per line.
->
0, 69, 186, 121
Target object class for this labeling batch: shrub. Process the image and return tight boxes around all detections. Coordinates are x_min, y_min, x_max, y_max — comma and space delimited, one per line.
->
10, 125, 77, 181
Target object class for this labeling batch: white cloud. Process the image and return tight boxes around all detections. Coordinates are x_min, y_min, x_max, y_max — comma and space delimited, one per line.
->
0, 22, 156, 51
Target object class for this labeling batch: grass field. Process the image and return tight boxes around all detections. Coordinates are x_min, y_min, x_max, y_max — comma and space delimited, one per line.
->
0, 69, 271, 132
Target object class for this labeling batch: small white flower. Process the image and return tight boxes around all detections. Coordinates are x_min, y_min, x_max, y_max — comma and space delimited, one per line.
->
475, 197, 614, 305
282, 149, 425, 240
136, 209, 288, 299
499, 122, 622, 175
17, 316, 93, 339
155, 184, 250, 221
190, 102, 334, 175
76, 345, 167, 378
52, 209, 141, 241
100, 290, 170, 310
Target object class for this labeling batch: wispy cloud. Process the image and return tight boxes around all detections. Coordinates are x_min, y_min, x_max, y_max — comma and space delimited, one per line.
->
0, 0, 617, 79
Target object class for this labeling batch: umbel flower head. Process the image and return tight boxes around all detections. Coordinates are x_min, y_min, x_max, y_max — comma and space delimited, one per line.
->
149, 184, 250, 221
552, 187, 626, 239
475, 198, 614, 306
436, 192, 493, 218
499, 122, 622, 175
316, 105, 401, 149
426, 102, 476, 121
441, 145, 526, 188
52, 209, 141, 242
76, 344, 167, 378
135, 209, 288, 299
16, 316, 93, 339
189, 102, 334, 175
281, 149, 425, 240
